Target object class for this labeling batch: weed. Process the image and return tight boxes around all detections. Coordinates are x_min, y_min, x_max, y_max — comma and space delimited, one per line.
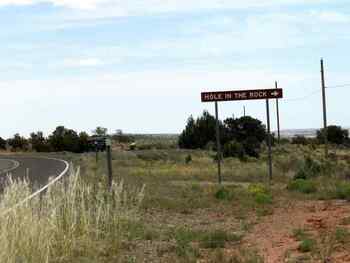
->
335, 227, 350, 244
287, 179, 317, 194
254, 192, 273, 205
200, 230, 241, 249
172, 228, 200, 259
335, 182, 350, 200
293, 228, 309, 241
215, 187, 234, 201
298, 238, 316, 253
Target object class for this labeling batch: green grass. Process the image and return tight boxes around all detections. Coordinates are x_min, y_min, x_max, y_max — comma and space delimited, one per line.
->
200, 229, 242, 249
298, 238, 316, 253
287, 179, 318, 194
5, 144, 350, 261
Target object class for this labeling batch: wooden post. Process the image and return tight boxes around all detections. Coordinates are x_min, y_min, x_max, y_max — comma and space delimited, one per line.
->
266, 99, 273, 183
275, 81, 281, 143
321, 58, 328, 158
106, 138, 113, 190
215, 102, 222, 184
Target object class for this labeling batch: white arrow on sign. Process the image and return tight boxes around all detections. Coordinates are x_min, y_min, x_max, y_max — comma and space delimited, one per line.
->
271, 91, 279, 97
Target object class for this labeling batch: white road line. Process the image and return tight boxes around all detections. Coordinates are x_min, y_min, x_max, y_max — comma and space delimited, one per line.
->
0, 159, 20, 174
1, 157, 69, 216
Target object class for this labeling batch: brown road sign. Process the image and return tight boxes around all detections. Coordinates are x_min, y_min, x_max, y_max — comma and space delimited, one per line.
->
201, 88, 283, 102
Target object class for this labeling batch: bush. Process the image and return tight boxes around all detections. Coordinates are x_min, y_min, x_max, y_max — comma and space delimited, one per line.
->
0, 137, 6, 150
215, 188, 234, 201
287, 179, 317, 194
179, 113, 266, 159
294, 156, 322, 180
299, 238, 316, 253
185, 154, 192, 164
254, 192, 273, 205
200, 230, 241, 249
335, 182, 350, 200
223, 140, 245, 159
247, 184, 272, 205
317, 125, 349, 145
292, 135, 308, 145
7, 133, 29, 151
248, 183, 268, 195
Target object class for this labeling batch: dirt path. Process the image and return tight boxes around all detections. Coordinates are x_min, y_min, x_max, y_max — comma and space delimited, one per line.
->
244, 200, 350, 263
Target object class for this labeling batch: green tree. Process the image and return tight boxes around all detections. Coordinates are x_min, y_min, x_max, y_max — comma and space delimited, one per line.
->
78, 132, 90, 153
93, 126, 108, 137
30, 131, 51, 152
8, 133, 28, 151
317, 125, 349, 145
0, 137, 6, 150
224, 116, 266, 158
179, 113, 266, 158
179, 111, 225, 149
49, 126, 80, 152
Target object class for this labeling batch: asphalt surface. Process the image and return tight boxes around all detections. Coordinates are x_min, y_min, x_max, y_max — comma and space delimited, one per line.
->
0, 156, 68, 188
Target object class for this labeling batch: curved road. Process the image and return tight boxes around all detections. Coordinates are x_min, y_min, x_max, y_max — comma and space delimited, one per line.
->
0, 156, 68, 188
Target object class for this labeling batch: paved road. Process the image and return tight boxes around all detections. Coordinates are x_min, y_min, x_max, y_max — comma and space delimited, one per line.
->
0, 156, 68, 188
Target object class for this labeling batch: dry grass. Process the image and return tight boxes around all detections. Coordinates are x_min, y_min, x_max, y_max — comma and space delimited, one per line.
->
0, 166, 145, 262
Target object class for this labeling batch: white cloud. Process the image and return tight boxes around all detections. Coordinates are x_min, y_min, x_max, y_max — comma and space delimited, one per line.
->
0, 0, 332, 12
313, 11, 349, 23
63, 58, 104, 67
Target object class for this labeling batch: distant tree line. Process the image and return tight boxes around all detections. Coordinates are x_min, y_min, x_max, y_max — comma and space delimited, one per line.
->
0, 126, 134, 153
179, 111, 267, 159
291, 125, 350, 146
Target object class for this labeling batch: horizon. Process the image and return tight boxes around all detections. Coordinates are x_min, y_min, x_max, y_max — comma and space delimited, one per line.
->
0, 1, 349, 138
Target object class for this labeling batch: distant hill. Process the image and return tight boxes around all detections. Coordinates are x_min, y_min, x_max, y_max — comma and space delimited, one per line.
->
279, 128, 350, 138
279, 129, 318, 138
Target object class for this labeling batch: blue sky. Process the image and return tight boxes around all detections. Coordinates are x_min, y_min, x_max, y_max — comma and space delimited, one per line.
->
0, 0, 349, 137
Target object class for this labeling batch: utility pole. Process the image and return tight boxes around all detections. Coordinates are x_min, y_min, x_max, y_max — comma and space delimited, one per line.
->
266, 99, 273, 183
321, 58, 328, 158
243, 106, 246, 117
275, 81, 281, 143
215, 102, 222, 184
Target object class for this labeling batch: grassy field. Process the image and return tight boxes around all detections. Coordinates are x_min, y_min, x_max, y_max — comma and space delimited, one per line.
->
1, 141, 350, 262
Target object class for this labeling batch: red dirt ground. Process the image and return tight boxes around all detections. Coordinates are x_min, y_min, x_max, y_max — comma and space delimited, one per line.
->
244, 200, 350, 263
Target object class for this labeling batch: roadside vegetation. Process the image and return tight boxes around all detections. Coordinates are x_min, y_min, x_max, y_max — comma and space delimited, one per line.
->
1, 113, 350, 262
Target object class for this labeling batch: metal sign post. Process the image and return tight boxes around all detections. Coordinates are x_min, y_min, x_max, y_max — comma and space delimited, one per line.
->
275, 81, 281, 144
105, 138, 113, 190
201, 87, 283, 184
266, 99, 273, 183
215, 101, 222, 184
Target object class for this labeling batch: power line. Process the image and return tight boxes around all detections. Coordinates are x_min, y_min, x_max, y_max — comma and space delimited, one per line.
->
284, 88, 321, 102
327, 83, 350, 89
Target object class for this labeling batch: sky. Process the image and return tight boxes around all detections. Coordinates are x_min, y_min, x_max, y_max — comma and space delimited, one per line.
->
0, 0, 349, 137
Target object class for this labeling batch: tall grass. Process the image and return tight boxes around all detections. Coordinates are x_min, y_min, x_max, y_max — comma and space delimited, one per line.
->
0, 166, 145, 262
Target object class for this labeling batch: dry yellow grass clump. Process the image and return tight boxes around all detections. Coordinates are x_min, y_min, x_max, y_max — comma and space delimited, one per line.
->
0, 166, 145, 262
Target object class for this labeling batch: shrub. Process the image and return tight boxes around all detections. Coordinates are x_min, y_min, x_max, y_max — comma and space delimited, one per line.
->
215, 188, 234, 201
292, 136, 308, 145
317, 125, 349, 145
0, 137, 6, 150
287, 179, 317, 194
254, 192, 273, 205
299, 239, 316, 253
294, 156, 322, 180
185, 154, 192, 164
248, 183, 268, 195
200, 230, 241, 249
335, 227, 350, 244
335, 182, 350, 200
179, 113, 266, 159
247, 184, 272, 205
223, 140, 245, 159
